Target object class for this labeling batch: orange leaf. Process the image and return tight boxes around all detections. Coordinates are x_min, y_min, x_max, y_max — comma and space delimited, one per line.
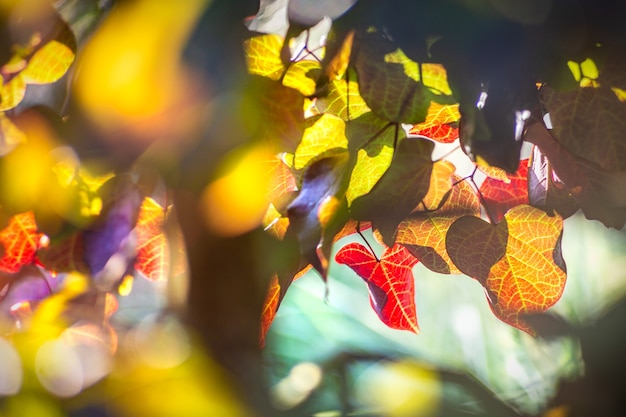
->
260, 275, 280, 348
335, 242, 419, 333
409, 102, 460, 143
485, 205, 566, 334
396, 177, 480, 274
134, 197, 181, 281
0, 211, 43, 273
479, 159, 529, 222
420, 160, 456, 210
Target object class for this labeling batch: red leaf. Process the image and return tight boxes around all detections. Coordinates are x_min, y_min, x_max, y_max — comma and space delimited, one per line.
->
411, 124, 459, 143
0, 211, 44, 273
335, 242, 419, 333
479, 159, 529, 222
135, 197, 184, 281
260, 275, 280, 348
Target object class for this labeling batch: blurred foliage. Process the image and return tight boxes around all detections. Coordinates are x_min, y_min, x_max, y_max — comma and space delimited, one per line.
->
0, 1, 624, 417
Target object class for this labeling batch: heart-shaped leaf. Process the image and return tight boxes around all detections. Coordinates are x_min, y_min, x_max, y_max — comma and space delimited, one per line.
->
479, 159, 529, 223
484, 205, 566, 334
395, 172, 480, 274
446, 215, 508, 282
351, 138, 434, 245
0, 211, 43, 273
335, 242, 419, 333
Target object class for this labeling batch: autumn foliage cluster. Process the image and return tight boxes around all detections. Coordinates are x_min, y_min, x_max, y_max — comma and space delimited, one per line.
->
0, 0, 625, 414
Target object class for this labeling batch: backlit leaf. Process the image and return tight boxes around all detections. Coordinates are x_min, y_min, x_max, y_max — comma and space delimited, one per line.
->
351, 138, 434, 245
540, 84, 626, 172
485, 205, 566, 334
135, 197, 170, 282
422, 63, 454, 96
260, 275, 280, 348
288, 154, 350, 278
527, 145, 579, 219
396, 176, 480, 274
420, 160, 456, 210
335, 242, 419, 333
294, 114, 347, 170
352, 30, 448, 123
446, 216, 508, 283
20, 40, 74, 84
345, 113, 396, 205
314, 78, 371, 121
0, 76, 26, 111
244, 34, 321, 96
479, 159, 529, 223
409, 102, 460, 143
525, 122, 626, 228
325, 30, 355, 81
0, 211, 43, 273
0, 113, 27, 156
256, 80, 305, 153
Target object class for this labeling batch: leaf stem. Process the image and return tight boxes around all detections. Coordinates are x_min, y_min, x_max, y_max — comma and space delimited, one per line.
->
356, 221, 379, 262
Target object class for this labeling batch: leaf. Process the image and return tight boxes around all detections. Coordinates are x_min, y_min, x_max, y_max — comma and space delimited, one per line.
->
134, 197, 170, 282
266, 156, 298, 207
396, 176, 480, 274
420, 160, 456, 210
287, 154, 350, 278
335, 242, 419, 333
83, 176, 143, 283
314, 78, 371, 121
345, 113, 396, 205
294, 114, 348, 170
525, 121, 626, 228
485, 205, 566, 334
539, 84, 626, 171
0, 265, 58, 314
479, 159, 529, 223
324, 30, 355, 81
243, 34, 321, 96
20, 40, 74, 84
408, 102, 460, 143
527, 145, 579, 219
446, 216, 508, 283
352, 30, 452, 123
256, 79, 305, 153
37, 232, 89, 274
0, 76, 27, 111
351, 138, 434, 245
0, 211, 43, 273
0, 113, 27, 157
260, 275, 280, 348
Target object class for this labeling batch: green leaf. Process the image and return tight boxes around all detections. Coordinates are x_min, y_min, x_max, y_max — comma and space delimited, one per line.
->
345, 113, 396, 205
351, 138, 434, 245
294, 114, 348, 170
351, 30, 454, 124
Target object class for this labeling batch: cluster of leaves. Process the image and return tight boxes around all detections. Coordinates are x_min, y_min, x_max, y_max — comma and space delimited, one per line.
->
1, 3, 626, 413
253, 1, 626, 343
0, 1, 192, 398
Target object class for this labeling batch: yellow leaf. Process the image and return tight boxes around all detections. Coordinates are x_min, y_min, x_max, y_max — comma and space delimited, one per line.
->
20, 41, 74, 84
294, 114, 347, 170
0, 76, 26, 111
244, 34, 321, 96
